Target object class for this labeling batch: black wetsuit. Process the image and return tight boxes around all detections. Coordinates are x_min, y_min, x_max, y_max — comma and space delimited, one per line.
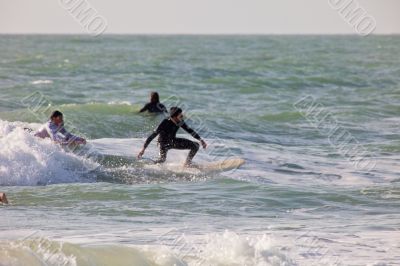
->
139, 102, 167, 113
144, 119, 202, 164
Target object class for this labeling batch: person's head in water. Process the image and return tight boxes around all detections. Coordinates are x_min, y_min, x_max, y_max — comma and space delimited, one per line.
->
150, 92, 160, 104
50, 110, 64, 126
170, 107, 183, 122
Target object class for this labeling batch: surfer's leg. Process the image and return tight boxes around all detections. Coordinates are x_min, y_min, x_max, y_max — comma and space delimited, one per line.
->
155, 144, 169, 164
186, 142, 200, 165
171, 138, 200, 165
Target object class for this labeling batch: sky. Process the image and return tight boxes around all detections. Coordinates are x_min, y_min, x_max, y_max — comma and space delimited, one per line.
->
0, 0, 399, 34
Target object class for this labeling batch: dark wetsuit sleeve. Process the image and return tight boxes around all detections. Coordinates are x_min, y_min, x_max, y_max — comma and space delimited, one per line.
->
143, 119, 165, 148
143, 132, 157, 149
181, 122, 202, 141
139, 103, 150, 113
159, 103, 167, 113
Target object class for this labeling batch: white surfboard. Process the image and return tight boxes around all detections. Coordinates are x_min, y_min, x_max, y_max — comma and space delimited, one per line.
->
143, 158, 245, 174
194, 158, 245, 172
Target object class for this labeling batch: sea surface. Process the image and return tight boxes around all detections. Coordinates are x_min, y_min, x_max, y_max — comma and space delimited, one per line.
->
0, 35, 399, 265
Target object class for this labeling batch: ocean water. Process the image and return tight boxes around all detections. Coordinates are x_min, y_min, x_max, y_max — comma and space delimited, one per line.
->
0, 35, 399, 265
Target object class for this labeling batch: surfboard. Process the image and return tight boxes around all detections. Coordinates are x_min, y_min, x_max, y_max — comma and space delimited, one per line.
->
193, 158, 245, 172
143, 158, 245, 174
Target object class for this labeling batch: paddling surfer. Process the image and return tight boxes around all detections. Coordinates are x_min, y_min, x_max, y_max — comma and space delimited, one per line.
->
34, 110, 86, 145
139, 92, 167, 114
137, 107, 207, 166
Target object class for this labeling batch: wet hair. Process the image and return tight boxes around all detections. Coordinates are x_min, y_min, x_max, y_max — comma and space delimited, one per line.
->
150, 92, 160, 104
169, 107, 182, 118
50, 110, 63, 119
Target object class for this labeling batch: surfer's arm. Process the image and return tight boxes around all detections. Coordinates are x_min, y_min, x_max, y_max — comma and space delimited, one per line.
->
143, 132, 158, 149
138, 132, 157, 159
138, 119, 169, 158
138, 121, 165, 158
181, 122, 201, 141
59, 127, 74, 140
181, 122, 207, 149
139, 103, 150, 113
158, 103, 168, 114
59, 127, 86, 144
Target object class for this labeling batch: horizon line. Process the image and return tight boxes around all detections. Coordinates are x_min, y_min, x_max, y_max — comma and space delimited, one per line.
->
0, 32, 399, 36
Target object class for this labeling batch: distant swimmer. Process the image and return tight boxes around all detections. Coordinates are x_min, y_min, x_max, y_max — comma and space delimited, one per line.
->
34, 110, 87, 145
139, 91, 167, 114
0, 192, 8, 204
137, 107, 207, 167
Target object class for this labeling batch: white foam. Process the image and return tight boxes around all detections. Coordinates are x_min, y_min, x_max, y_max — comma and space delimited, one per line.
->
0, 231, 294, 266
2, 227, 397, 266
198, 231, 294, 266
0, 120, 98, 186
107, 101, 132, 106
31, 80, 53, 85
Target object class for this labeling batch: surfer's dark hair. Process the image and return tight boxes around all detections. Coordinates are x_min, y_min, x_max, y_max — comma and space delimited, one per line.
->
150, 92, 160, 104
170, 107, 182, 118
50, 110, 63, 119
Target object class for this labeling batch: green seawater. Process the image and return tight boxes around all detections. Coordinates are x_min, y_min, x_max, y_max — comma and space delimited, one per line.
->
0, 35, 399, 265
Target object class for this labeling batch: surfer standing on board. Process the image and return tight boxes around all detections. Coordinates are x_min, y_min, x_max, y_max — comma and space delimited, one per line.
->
34, 110, 86, 145
139, 91, 167, 114
137, 107, 207, 167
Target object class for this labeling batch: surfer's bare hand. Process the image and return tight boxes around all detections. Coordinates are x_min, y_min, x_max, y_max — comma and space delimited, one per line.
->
137, 148, 145, 159
200, 140, 207, 149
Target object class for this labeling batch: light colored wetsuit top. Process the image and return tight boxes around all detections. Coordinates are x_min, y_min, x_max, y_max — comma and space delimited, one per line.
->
34, 120, 82, 144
